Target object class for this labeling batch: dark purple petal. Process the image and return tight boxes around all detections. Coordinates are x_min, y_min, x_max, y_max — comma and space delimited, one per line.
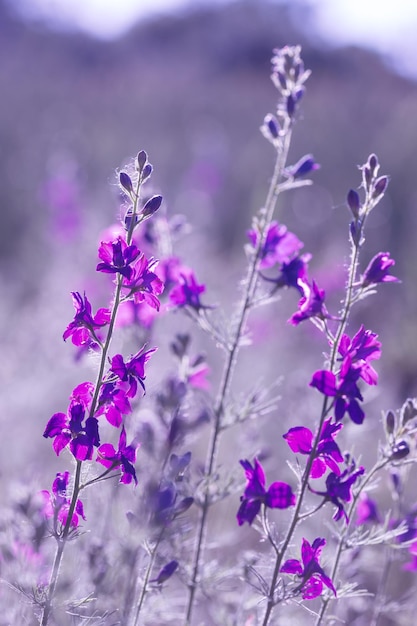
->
283, 426, 313, 454
310, 371, 337, 396
265, 482, 296, 509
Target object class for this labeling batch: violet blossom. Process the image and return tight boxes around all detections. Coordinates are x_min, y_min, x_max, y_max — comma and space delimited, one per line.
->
361, 252, 399, 287
110, 346, 157, 397
237, 458, 295, 526
283, 418, 344, 478
289, 280, 330, 326
96, 426, 139, 485
96, 236, 141, 280
309, 465, 365, 523
63, 292, 110, 346
280, 537, 336, 600
247, 221, 303, 270
41, 472, 86, 528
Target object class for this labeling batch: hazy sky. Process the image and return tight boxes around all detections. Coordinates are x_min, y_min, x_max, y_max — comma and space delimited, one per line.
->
15, 0, 417, 77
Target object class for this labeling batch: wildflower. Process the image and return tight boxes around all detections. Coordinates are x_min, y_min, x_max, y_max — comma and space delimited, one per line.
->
96, 236, 141, 280
237, 458, 295, 526
43, 401, 100, 461
247, 221, 303, 269
283, 418, 344, 478
110, 346, 157, 397
281, 537, 336, 600
310, 368, 365, 424
96, 383, 132, 428
96, 426, 139, 485
338, 325, 381, 385
169, 271, 206, 310
41, 472, 86, 528
356, 493, 380, 525
289, 280, 329, 325
361, 252, 399, 287
121, 253, 164, 310
63, 292, 110, 346
309, 466, 365, 523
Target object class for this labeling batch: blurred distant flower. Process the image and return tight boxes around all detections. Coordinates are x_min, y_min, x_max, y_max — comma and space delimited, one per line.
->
97, 426, 138, 485
280, 537, 336, 600
283, 418, 343, 478
96, 236, 141, 279
169, 271, 206, 311
41, 472, 85, 528
150, 560, 179, 584
361, 252, 399, 288
247, 221, 303, 269
63, 292, 110, 346
356, 493, 380, 525
237, 458, 295, 526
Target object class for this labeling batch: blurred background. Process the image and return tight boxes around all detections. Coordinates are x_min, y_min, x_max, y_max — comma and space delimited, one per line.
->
1, 1, 417, 620
2, 0, 417, 490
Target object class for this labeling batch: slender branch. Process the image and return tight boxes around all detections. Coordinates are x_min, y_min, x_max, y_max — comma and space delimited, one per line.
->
184, 122, 294, 625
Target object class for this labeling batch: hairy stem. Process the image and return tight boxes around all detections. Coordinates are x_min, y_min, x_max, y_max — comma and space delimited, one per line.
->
184, 122, 294, 625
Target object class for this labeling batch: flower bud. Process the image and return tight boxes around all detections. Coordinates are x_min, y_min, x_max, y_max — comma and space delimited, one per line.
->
119, 171, 133, 194
401, 399, 417, 425
390, 441, 410, 461
136, 150, 147, 172
347, 189, 360, 219
142, 195, 163, 218
384, 410, 396, 436
372, 176, 389, 198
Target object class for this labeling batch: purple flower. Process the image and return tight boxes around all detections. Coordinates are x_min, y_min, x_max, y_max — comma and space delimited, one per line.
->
310, 368, 365, 424
338, 325, 381, 385
280, 537, 336, 600
63, 292, 110, 346
356, 494, 380, 525
283, 418, 344, 478
310, 328, 380, 424
361, 252, 399, 287
247, 221, 303, 270
309, 466, 365, 523
110, 346, 156, 398
41, 472, 86, 528
237, 458, 295, 526
289, 280, 329, 325
96, 236, 141, 280
97, 426, 139, 485
43, 390, 100, 460
121, 253, 164, 310
169, 271, 206, 310
96, 383, 132, 428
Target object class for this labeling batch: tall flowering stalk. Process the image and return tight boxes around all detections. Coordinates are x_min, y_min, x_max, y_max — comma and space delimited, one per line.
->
184, 46, 317, 624
40, 152, 163, 625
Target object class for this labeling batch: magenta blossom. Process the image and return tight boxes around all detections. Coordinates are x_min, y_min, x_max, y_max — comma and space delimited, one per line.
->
361, 252, 399, 287
169, 271, 206, 310
309, 465, 365, 523
356, 493, 381, 525
283, 418, 343, 478
63, 292, 110, 346
247, 221, 303, 269
96, 236, 141, 280
41, 472, 86, 528
97, 426, 139, 485
43, 388, 100, 461
237, 458, 295, 526
121, 253, 164, 310
281, 537, 336, 600
338, 325, 381, 385
110, 346, 157, 397
289, 280, 329, 325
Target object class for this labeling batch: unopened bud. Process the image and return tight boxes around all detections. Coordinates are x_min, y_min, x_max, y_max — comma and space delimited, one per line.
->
390, 441, 410, 461
347, 189, 360, 219
119, 171, 133, 194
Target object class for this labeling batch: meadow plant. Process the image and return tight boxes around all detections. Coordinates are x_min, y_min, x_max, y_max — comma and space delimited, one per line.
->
7, 44, 417, 625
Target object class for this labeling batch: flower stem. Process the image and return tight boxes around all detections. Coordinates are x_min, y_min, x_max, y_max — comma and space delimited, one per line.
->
40, 173, 144, 625
184, 123, 293, 625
